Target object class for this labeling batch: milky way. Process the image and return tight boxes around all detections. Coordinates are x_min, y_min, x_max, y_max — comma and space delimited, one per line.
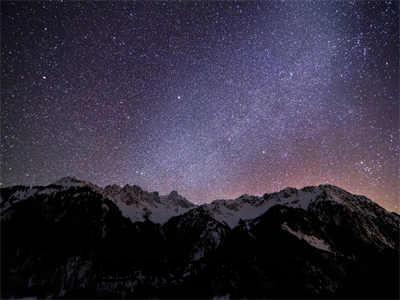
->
1, 1, 398, 210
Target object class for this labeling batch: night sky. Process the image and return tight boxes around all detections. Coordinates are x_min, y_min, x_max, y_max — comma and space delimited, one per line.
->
1, 1, 398, 211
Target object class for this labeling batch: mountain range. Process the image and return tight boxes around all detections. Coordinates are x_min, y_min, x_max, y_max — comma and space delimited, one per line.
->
1, 177, 399, 298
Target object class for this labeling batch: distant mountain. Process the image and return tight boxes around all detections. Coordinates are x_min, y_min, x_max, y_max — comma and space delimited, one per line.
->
0, 176, 195, 224
200, 184, 399, 231
103, 183, 195, 223
1, 178, 398, 298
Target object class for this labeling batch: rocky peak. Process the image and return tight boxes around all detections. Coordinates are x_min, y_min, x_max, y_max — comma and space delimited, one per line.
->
163, 190, 194, 209
169, 190, 179, 197
53, 176, 87, 187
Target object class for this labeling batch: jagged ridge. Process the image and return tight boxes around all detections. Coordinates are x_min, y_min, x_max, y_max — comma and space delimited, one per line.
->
1, 178, 398, 298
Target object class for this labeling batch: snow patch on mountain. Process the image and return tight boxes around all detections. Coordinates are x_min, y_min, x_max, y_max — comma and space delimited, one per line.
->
10, 188, 39, 202
53, 176, 88, 187
281, 223, 333, 253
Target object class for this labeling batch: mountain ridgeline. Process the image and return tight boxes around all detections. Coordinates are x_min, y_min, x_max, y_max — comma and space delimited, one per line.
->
1, 177, 399, 299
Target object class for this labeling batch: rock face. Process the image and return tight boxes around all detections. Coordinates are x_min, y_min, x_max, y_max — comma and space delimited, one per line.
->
103, 184, 195, 223
1, 179, 399, 298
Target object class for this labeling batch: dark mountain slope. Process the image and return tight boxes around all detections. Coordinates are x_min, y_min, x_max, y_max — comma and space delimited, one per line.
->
209, 203, 399, 298
1, 180, 398, 298
1, 185, 165, 298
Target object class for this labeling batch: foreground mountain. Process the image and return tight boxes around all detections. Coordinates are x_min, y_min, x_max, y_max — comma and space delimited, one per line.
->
1, 178, 398, 298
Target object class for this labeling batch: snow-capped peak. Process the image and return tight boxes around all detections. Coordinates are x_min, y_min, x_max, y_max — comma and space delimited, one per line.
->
160, 190, 194, 209
53, 176, 88, 187
200, 184, 381, 228
102, 184, 196, 224
1, 177, 100, 213
2, 178, 388, 230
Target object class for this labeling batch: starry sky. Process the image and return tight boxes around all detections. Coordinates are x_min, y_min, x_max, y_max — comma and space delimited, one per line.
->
1, 1, 399, 211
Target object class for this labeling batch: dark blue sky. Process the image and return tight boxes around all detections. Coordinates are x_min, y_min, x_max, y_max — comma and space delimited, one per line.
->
1, 1, 398, 211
